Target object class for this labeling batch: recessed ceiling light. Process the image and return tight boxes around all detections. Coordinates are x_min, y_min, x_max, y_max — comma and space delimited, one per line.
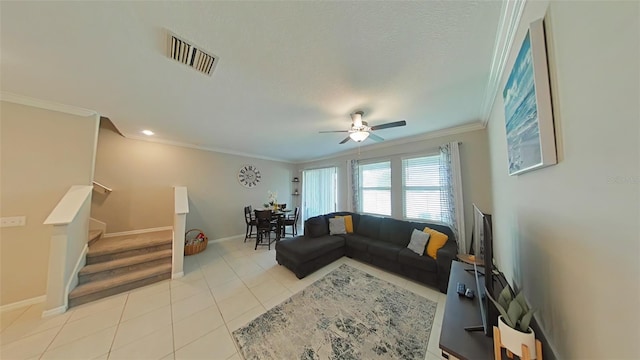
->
142, 130, 154, 136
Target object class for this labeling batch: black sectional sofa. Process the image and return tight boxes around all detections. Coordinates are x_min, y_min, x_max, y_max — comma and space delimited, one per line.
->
275, 212, 458, 293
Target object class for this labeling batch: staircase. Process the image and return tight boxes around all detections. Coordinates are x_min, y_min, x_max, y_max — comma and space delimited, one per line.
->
68, 229, 173, 308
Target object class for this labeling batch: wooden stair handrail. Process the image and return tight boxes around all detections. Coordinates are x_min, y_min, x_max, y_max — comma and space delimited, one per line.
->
92, 181, 112, 194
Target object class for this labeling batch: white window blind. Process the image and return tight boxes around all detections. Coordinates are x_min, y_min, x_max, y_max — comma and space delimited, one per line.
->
302, 167, 337, 220
403, 155, 443, 221
359, 161, 391, 216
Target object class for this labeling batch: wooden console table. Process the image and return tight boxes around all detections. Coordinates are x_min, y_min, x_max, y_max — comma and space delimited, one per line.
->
439, 261, 494, 359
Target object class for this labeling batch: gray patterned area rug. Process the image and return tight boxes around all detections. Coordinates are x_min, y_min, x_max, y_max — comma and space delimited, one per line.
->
232, 264, 437, 360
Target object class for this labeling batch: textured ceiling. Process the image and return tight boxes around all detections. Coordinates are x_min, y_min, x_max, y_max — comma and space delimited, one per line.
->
0, 1, 501, 162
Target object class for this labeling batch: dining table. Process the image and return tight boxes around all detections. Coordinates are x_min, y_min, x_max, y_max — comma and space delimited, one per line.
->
257, 208, 292, 241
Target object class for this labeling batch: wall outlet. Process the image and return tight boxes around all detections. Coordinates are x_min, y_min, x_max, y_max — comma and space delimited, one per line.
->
0, 216, 26, 227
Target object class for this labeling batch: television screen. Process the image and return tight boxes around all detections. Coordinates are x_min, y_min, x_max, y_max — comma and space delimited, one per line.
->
472, 204, 497, 337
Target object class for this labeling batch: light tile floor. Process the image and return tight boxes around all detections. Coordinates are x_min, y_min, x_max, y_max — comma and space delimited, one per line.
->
0, 237, 447, 360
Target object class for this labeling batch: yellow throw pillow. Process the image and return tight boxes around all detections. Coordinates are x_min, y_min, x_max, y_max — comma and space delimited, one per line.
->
423, 227, 448, 259
335, 215, 354, 233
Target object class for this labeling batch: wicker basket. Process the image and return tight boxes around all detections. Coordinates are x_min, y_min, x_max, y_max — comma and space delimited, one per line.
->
184, 229, 208, 256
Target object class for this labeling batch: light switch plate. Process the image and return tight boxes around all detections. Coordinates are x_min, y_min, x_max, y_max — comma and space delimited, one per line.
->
0, 216, 26, 227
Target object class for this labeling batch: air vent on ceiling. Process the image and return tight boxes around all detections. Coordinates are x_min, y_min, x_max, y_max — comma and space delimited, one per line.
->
168, 33, 218, 76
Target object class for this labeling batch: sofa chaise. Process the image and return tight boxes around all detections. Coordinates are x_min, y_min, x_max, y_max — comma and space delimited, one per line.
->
275, 212, 458, 293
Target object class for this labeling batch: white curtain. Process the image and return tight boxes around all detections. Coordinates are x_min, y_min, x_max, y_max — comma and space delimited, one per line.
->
302, 167, 337, 220
349, 159, 359, 212
439, 142, 466, 254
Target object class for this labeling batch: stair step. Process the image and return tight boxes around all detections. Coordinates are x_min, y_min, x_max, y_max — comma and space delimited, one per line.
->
86, 230, 172, 264
78, 249, 173, 284
69, 263, 172, 308
88, 230, 103, 246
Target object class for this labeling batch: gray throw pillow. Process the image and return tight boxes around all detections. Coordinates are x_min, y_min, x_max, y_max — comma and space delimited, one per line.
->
407, 229, 430, 255
329, 217, 347, 235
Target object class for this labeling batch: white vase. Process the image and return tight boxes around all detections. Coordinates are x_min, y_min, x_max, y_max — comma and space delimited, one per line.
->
498, 316, 537, 359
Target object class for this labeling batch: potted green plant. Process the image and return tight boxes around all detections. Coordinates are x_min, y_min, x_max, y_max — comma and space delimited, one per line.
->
487, 286, 538, 359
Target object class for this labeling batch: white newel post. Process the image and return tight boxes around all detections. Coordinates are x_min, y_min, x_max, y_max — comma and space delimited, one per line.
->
43, 185, 92, 317
173, 186, 189, 279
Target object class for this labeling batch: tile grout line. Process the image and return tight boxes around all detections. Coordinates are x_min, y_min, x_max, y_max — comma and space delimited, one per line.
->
106, 292, 130, 359
208, 258, 244, 359
170, 260, 211, 356
37, 302, 82, 359
169, 272, 177, 359
0, 304, 32, 334
171, 257, 235, 356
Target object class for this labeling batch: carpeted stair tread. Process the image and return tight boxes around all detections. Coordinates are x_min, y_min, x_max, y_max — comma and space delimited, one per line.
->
69, 263, 172, 299
88, 230, 103, 246
87, 230, 172, 257
79, 249, 172, 276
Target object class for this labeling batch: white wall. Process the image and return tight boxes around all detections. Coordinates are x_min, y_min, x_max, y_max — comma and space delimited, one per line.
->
92, 121, 297, 239
486, 1, 639, 358
296, 127, 493, 249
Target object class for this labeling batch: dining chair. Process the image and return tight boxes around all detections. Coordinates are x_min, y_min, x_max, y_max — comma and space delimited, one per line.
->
244, 206, 258, 242
254, 209, 277, 250
283, 207, 300, 237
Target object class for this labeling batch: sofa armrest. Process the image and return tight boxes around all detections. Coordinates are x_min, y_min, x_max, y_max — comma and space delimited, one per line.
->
435, 240, 458, 293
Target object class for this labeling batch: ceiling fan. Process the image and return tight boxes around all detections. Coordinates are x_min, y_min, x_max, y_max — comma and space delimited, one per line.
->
319, 111, 407, 144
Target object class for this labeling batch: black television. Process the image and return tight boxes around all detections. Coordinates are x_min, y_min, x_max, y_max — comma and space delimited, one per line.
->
468, 204, 501, 337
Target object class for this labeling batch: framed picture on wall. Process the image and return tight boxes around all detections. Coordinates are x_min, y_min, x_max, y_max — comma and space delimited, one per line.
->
503, 18, 557, 176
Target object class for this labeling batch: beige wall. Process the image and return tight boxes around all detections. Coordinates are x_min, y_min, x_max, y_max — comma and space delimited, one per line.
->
296, 128, 493, 249
91, 122, 297, 239
0, 101, 98, 306
486, 1, 639, 358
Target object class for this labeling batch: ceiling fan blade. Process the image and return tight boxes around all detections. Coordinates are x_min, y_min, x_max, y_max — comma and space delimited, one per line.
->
319, 130, 349, 133
339, 136, 351, 144
370, 120, 407, 131
368, 133, 384, 142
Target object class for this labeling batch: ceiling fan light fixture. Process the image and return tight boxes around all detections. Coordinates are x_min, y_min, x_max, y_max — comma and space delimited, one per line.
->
349, 131, 369, 142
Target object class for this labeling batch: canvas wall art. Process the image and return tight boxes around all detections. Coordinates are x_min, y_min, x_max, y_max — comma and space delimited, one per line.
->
503, 18, 557, 176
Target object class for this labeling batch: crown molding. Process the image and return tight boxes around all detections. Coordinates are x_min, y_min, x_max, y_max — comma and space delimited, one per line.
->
479, 0, 527, 126
125, 134, 293, 164
297, 121, 485, 164
0, 92, 98, 117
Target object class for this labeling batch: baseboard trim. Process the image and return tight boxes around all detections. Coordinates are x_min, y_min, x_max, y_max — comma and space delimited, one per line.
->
0, 295, 46, 313
208, 234, 245, 244
104, 226, 173, 238
42, 305, 67, 318
172, 272, 184, 279
65, 244, 88, 307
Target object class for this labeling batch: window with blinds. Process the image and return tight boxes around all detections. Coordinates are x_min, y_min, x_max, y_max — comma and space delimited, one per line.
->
402, 155, 443, 221
359, 161, 391, 216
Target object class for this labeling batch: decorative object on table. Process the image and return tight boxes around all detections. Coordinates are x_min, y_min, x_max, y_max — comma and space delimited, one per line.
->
488, 286, 541, 359
238, 164, 261, 188
232, 264, 436, 359
264, 190, 278, 210
184, 229, 208, 255
503, 18, 557, 176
